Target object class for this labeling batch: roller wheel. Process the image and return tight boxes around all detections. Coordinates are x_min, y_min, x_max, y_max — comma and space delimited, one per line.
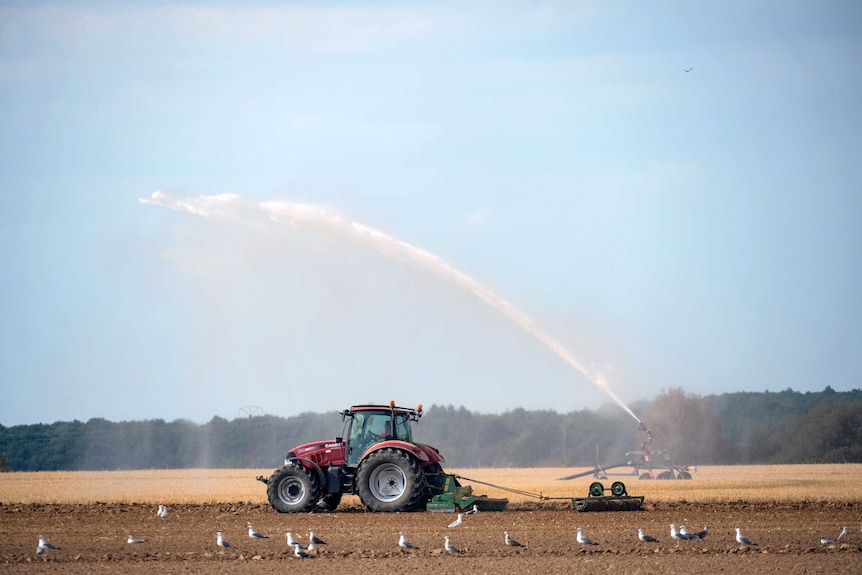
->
610, 481, 627, 496
677, 471, 692, 480
656, 470, 675, 480
589, 482, 605, 497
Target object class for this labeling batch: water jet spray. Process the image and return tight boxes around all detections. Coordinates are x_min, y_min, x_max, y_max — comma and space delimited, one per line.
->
142, 192, 643, 423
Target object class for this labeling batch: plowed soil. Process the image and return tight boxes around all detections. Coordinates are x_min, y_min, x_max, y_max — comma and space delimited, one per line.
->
2, 500, 860, 574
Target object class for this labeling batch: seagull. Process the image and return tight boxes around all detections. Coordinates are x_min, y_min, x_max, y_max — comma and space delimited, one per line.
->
576, 527, 598, 545
465, 504, 479, 515
444, 535, 463, 554
216, 531, 237, 549
693, 526, 709, 539
293, 543, 314, 559
247, 523, 269, 539
309, 529, 327, 545
670, 524, 688, 542
735, 527, 758, 546
684, 67, 693, 73
398, 531, 419, 551
286, 532, 306, 549
448, 513, 463, 528
36, 535, 60, 554
820, 537, 834, 545
504, 531, 525, 547
679, 525, 699, 539
638, 528, 658, 543
308, 540, 319, 555
157, 505, 168, 519
837, 526, 848, 541
127, 534, 147, 544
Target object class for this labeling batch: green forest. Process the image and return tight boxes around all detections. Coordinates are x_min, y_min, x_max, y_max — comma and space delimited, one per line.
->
1, 387, 860, 471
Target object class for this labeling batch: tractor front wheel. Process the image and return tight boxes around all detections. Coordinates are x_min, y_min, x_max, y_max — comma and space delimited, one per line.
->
266, 464, 320, 513
356, 448, 425, 512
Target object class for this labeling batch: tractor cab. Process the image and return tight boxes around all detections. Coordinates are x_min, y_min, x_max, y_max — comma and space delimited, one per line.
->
342, 402, 420, 466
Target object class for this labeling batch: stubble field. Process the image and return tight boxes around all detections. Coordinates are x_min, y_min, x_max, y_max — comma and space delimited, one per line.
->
1, 465, 861, 574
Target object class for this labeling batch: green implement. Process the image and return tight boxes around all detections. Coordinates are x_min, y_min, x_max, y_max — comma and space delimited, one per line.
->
426, 473, 509, 512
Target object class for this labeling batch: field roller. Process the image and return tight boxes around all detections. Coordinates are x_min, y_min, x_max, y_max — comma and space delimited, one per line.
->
426, 473, 509, 512
571, 481, 644, 512
439, 474, 644, 512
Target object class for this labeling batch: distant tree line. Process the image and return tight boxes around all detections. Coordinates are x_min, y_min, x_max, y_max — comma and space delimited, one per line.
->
0, 387, 860, 471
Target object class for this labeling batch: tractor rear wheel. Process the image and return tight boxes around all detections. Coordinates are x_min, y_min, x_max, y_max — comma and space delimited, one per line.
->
266, 464, 320, 513
356, 448, 425, 512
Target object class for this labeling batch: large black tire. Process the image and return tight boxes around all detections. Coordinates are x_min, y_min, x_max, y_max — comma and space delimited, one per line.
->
656, 470, 676, 480
423, 462, 446, 496
355, 448, 426, 512
316, 492, 343, 511
266, 464, 320, 513
677, 470, 693, 480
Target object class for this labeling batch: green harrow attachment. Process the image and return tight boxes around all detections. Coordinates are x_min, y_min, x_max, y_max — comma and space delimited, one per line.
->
426, 473, 509, 512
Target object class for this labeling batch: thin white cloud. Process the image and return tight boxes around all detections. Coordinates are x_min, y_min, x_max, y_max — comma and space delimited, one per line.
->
4, 4, 468, 55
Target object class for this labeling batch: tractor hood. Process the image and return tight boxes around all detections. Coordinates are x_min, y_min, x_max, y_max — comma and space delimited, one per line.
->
287, 439, 346, 466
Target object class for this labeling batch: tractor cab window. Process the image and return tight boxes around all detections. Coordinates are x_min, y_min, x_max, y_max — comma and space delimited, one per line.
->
393, 413, 412, 442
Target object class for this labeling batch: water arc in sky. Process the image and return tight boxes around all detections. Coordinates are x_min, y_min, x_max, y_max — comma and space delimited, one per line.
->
141, 191, 641, 423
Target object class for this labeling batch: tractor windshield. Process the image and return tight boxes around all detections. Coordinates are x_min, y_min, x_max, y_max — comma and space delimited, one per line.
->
345, 409, 414, 466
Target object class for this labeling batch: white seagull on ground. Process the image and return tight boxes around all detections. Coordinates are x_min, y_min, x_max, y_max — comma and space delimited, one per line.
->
448, 513, 463, 528
638, 528, 658, 543
309, 529, 327, 545
465, 504, 479, 515
127, 534, 146, 544
670, 524, 687, 542
735, 527, 758, 546
504, 531, 525, 547
247, 523, 268, 539
837, 526, 848, 541
293, 543, 314, 558
679, 525, 698, 539
157, 505, 168, 519
820, 536, 834, 545
398, 531, 419, 551
286, 532, 306, 549
444, 535, 463, 554
576, 527, 598, 545
216, 531, 237, 549
36, 535, 60, 554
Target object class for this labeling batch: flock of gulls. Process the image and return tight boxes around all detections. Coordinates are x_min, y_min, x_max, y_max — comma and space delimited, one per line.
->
32, 503, 855, 558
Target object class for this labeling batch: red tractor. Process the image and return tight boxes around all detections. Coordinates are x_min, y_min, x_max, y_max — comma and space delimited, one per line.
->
257, 402, 447, 513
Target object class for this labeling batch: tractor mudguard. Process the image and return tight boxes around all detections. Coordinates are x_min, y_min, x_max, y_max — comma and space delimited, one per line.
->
360, 440, 436, 465
285, 456, 329, 493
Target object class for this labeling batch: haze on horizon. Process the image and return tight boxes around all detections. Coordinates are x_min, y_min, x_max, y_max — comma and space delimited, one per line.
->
1, 1, 861, 426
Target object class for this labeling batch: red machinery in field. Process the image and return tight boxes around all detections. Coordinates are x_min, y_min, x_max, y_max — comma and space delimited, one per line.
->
257, 401, 507, 513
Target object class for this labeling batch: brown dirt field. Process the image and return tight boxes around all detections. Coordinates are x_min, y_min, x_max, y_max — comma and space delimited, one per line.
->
2, 500, 861, 574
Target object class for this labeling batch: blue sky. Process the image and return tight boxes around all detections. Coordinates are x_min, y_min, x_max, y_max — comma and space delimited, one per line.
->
1, 1, 861, 426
